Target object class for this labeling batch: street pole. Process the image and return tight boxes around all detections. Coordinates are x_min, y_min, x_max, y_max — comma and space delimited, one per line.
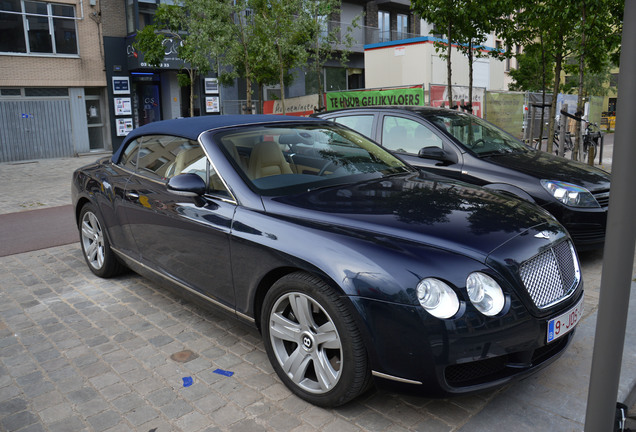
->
584, 1, 636, 430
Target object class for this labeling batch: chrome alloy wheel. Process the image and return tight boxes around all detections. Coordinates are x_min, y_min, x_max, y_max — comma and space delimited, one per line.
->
81, 211, 105, 270
268, 292, 343, 394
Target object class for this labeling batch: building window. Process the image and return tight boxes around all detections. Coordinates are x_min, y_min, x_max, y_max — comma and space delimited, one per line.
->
610, 73, 619, 88
24, 87, 68, 96
0, 88, 21, 96
378, 10, 390, 42
0, 0, 78, 55
505, 45, 510, 72
397, 13, 408, 39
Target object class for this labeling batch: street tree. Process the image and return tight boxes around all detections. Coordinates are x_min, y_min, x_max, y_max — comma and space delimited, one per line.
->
220, 0, 266, 114
505, 1, 580, 154
570, 0, 622, 160
411, 0, 466, 108
508, 42, 555, 93
255, 0, 311, 114
134, 0, 229, 117
305, 0, 359, 111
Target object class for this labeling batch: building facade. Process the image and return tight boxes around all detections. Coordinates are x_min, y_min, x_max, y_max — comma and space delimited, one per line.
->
0, 0, 109, 162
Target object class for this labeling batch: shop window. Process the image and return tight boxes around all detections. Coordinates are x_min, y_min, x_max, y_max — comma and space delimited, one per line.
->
0, 0, 78, 55
325, 68, 346, 92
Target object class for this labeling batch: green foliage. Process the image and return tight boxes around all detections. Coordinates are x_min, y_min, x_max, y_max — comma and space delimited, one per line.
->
508, 42, 555, 92
132, 0, 231, 116
304, 0, 360, 108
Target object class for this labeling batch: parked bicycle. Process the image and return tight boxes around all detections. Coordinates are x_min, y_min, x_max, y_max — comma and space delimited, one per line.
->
582, 121, 603, 161
552, 122, 574, 155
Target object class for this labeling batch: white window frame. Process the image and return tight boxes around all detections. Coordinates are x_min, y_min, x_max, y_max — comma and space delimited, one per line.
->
0, 0, 79, 56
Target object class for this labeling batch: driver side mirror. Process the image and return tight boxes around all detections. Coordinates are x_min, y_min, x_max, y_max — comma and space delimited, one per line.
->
418, 146, 450, 162
167, 173, 206, 197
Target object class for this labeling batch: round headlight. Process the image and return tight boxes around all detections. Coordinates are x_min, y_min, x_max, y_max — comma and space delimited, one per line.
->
540, 180, 600, 208
416, 278, 459, 319
466, 272, 505, 316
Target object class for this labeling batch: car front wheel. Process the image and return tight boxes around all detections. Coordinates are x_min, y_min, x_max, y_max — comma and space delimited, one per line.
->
79, 203, 124, 278
261, 272, 370, 407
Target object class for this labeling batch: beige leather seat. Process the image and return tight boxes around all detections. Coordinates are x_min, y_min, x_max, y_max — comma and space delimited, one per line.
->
174, 146, 204, 176
248, 141, 293, 179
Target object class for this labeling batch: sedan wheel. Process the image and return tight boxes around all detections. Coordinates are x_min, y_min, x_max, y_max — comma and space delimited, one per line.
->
79, 204, 124, 278
262, 272, 370, 406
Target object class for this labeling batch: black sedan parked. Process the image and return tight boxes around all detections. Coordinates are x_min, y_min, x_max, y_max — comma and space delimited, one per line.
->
314, 107, 610, 250
73, 115, 584, 407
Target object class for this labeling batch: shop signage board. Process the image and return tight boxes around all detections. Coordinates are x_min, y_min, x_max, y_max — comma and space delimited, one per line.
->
325, 87, 425, 111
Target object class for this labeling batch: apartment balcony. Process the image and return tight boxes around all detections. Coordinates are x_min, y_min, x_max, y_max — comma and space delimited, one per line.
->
326, 21, 422, 53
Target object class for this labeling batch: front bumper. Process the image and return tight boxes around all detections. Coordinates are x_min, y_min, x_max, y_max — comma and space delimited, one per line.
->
543, 202, 608, 250
349, 288, 583, 397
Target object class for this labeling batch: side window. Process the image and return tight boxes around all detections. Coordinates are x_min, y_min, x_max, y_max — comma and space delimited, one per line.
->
382, 116, 443, 154
132, 135, 232, 198
136, 135, 184, 180
334, 115, 374, 138
120, 138, 141, 171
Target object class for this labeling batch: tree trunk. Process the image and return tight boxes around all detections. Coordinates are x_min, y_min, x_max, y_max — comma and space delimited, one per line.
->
539, 35, 546, 151
315, 14, 324, 110
447, 21, 453, 108
189, 68, 195, 118
278, 43, 286, 115
244, 42, 253, 114
575, 1, 587, 162
468, 39, 473, 113
546, 34, 564, 155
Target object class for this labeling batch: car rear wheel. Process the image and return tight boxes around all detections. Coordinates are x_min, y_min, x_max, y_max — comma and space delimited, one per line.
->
79, 203, 124, 278
261, 272, 370, 407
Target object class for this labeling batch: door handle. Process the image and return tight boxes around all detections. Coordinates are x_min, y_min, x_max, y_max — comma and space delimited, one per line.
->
126, 191, 140, 200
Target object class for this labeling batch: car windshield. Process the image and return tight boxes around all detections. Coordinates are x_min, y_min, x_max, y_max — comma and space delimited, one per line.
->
212, 123, 414, 196
424, 112, 529, 156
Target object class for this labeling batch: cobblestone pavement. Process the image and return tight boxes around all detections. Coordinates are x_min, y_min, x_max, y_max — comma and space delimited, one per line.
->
0, 153, 108, 215
2, 139, 635, 432
0, 245, 500, 432
1, 236, 633, 432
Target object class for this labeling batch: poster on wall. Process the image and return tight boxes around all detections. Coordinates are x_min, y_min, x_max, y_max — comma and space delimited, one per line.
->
429, 84, 485, 118
114, 98, 132, 116
263, 94, 319, 116
116, 118, 134, 136
112, 76, 130, 95
206, 96, 220, 113
205, 78, 219, 94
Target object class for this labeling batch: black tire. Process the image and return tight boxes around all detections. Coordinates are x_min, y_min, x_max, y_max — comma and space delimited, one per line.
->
261, 272, 371, 407
78, 203, 125, 278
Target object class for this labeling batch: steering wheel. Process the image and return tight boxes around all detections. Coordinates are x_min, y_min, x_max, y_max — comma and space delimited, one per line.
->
468, 138, 485, 149
318, 160, 336, 176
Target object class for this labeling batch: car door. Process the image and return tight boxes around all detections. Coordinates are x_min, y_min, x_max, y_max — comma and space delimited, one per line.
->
122, 135, 236, 308
378, 113, 464, 180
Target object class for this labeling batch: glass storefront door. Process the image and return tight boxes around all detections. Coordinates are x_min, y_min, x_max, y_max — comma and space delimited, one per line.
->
134, 83, 161, 126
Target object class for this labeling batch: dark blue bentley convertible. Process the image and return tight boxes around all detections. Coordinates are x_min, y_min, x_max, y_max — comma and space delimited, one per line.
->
72, 115, 584, 407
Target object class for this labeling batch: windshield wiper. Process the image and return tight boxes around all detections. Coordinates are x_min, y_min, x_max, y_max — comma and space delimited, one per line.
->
479, 148, 523, 157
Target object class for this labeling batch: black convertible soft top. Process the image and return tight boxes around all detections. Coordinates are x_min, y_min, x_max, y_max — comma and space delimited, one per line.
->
111, 114, 323, 163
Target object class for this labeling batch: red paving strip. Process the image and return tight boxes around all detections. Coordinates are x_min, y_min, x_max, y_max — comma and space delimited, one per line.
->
0, 205, 78, 257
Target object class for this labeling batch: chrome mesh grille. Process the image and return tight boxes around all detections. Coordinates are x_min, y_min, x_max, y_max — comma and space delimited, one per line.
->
519, 240, 579, 309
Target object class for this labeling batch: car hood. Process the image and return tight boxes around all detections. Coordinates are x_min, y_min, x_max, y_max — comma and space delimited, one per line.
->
480, 149, 610, 191
265, 173, 565, 260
